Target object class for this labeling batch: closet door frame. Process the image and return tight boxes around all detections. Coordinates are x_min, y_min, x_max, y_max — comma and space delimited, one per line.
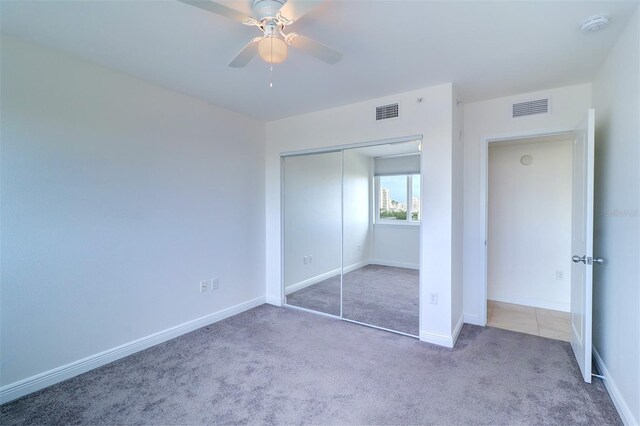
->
280, 134, 423, 331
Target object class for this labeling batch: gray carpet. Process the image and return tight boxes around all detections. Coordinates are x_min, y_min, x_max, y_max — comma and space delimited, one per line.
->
286, 265, 419, 335
1, 305, 620, 425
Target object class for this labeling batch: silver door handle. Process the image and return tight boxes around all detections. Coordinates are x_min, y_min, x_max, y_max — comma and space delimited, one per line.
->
572, 255, 586, 264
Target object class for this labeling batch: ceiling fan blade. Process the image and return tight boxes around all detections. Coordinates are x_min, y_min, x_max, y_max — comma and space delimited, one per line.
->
178, 0, 251, 23
278, 0, 323, 23
288, 34, 342, 64
228, 37, 262, 68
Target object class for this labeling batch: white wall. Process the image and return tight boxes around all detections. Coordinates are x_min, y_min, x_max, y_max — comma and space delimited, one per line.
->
343, 150, 372, 271
462, 83, 592, 325
283, 152, 342, 290
488, 139, 572, 311
0, 38, 265, 390
265, 83, 461, 346
371, 224, 419, 269
591, 6, 639, 425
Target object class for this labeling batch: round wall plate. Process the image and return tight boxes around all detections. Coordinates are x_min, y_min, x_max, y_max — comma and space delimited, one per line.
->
520, 154, 533, 166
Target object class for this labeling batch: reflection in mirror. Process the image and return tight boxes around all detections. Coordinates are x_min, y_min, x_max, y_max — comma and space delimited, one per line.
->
342, 141, 420, 335
283, 152, 342, 316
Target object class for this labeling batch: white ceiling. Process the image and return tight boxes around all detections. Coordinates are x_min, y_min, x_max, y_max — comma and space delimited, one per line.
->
1, 0, 637, 120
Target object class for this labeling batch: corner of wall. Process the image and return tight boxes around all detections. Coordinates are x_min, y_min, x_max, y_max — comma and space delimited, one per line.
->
265, 295, 282, 306
451, 84, 465, 332
590, 5, 640, 423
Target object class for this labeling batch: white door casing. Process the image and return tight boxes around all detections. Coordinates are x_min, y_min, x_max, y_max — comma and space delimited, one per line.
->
570, 108, 595, 383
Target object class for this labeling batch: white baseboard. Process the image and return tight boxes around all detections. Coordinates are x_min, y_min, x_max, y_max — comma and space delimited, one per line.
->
593, 346, 637, 426
463, 313, 485, 326
420, 314, 465, 349
285, 268, 341, 295
419, 330, 455, 348
489, 296, 569, 313
343, 260, 369, 274
265, 295, 282, 306
0, 296, 266, 405
369, 259, 419, 270
452, 314, 464, 346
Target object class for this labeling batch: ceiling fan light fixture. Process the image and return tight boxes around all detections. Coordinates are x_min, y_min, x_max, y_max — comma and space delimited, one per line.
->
258, 35, 288, 64
179, 0, 341, 67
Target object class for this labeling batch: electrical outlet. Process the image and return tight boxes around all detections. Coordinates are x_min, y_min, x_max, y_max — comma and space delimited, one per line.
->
199, 280, 208, 293
303, 256, 308, 265
429, 292, 438, 305
556, 270, 565, 280
210, 278, 219, 290
308, 255, 313, 263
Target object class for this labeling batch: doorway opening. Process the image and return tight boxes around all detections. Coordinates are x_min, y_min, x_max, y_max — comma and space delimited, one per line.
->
486, 133, 573, 341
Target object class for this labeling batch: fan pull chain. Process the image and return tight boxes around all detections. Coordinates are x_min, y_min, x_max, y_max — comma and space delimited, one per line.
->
269, 37, 274, 88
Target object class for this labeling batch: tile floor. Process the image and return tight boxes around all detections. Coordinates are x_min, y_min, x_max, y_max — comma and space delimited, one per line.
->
487, 300, 571, 341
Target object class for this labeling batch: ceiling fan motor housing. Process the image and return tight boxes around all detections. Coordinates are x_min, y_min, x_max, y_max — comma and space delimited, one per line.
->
252, 0, 286, 21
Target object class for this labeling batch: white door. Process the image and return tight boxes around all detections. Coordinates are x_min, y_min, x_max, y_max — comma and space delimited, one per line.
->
570, 109, 595, 383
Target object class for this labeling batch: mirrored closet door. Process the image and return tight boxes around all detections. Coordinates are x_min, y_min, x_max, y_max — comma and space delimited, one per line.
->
342, 141, 420, 336
282, 139, 421, 337
283, 151, 342, 316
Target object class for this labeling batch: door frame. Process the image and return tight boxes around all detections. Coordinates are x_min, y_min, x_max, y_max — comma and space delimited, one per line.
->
479, 127, 573, 325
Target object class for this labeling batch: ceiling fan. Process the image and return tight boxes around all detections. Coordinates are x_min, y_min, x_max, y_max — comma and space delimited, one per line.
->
178, 0, 342, 67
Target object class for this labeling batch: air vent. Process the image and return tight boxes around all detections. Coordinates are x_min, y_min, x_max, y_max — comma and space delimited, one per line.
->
512, 98, 549, 118
376, 103, 399, 120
